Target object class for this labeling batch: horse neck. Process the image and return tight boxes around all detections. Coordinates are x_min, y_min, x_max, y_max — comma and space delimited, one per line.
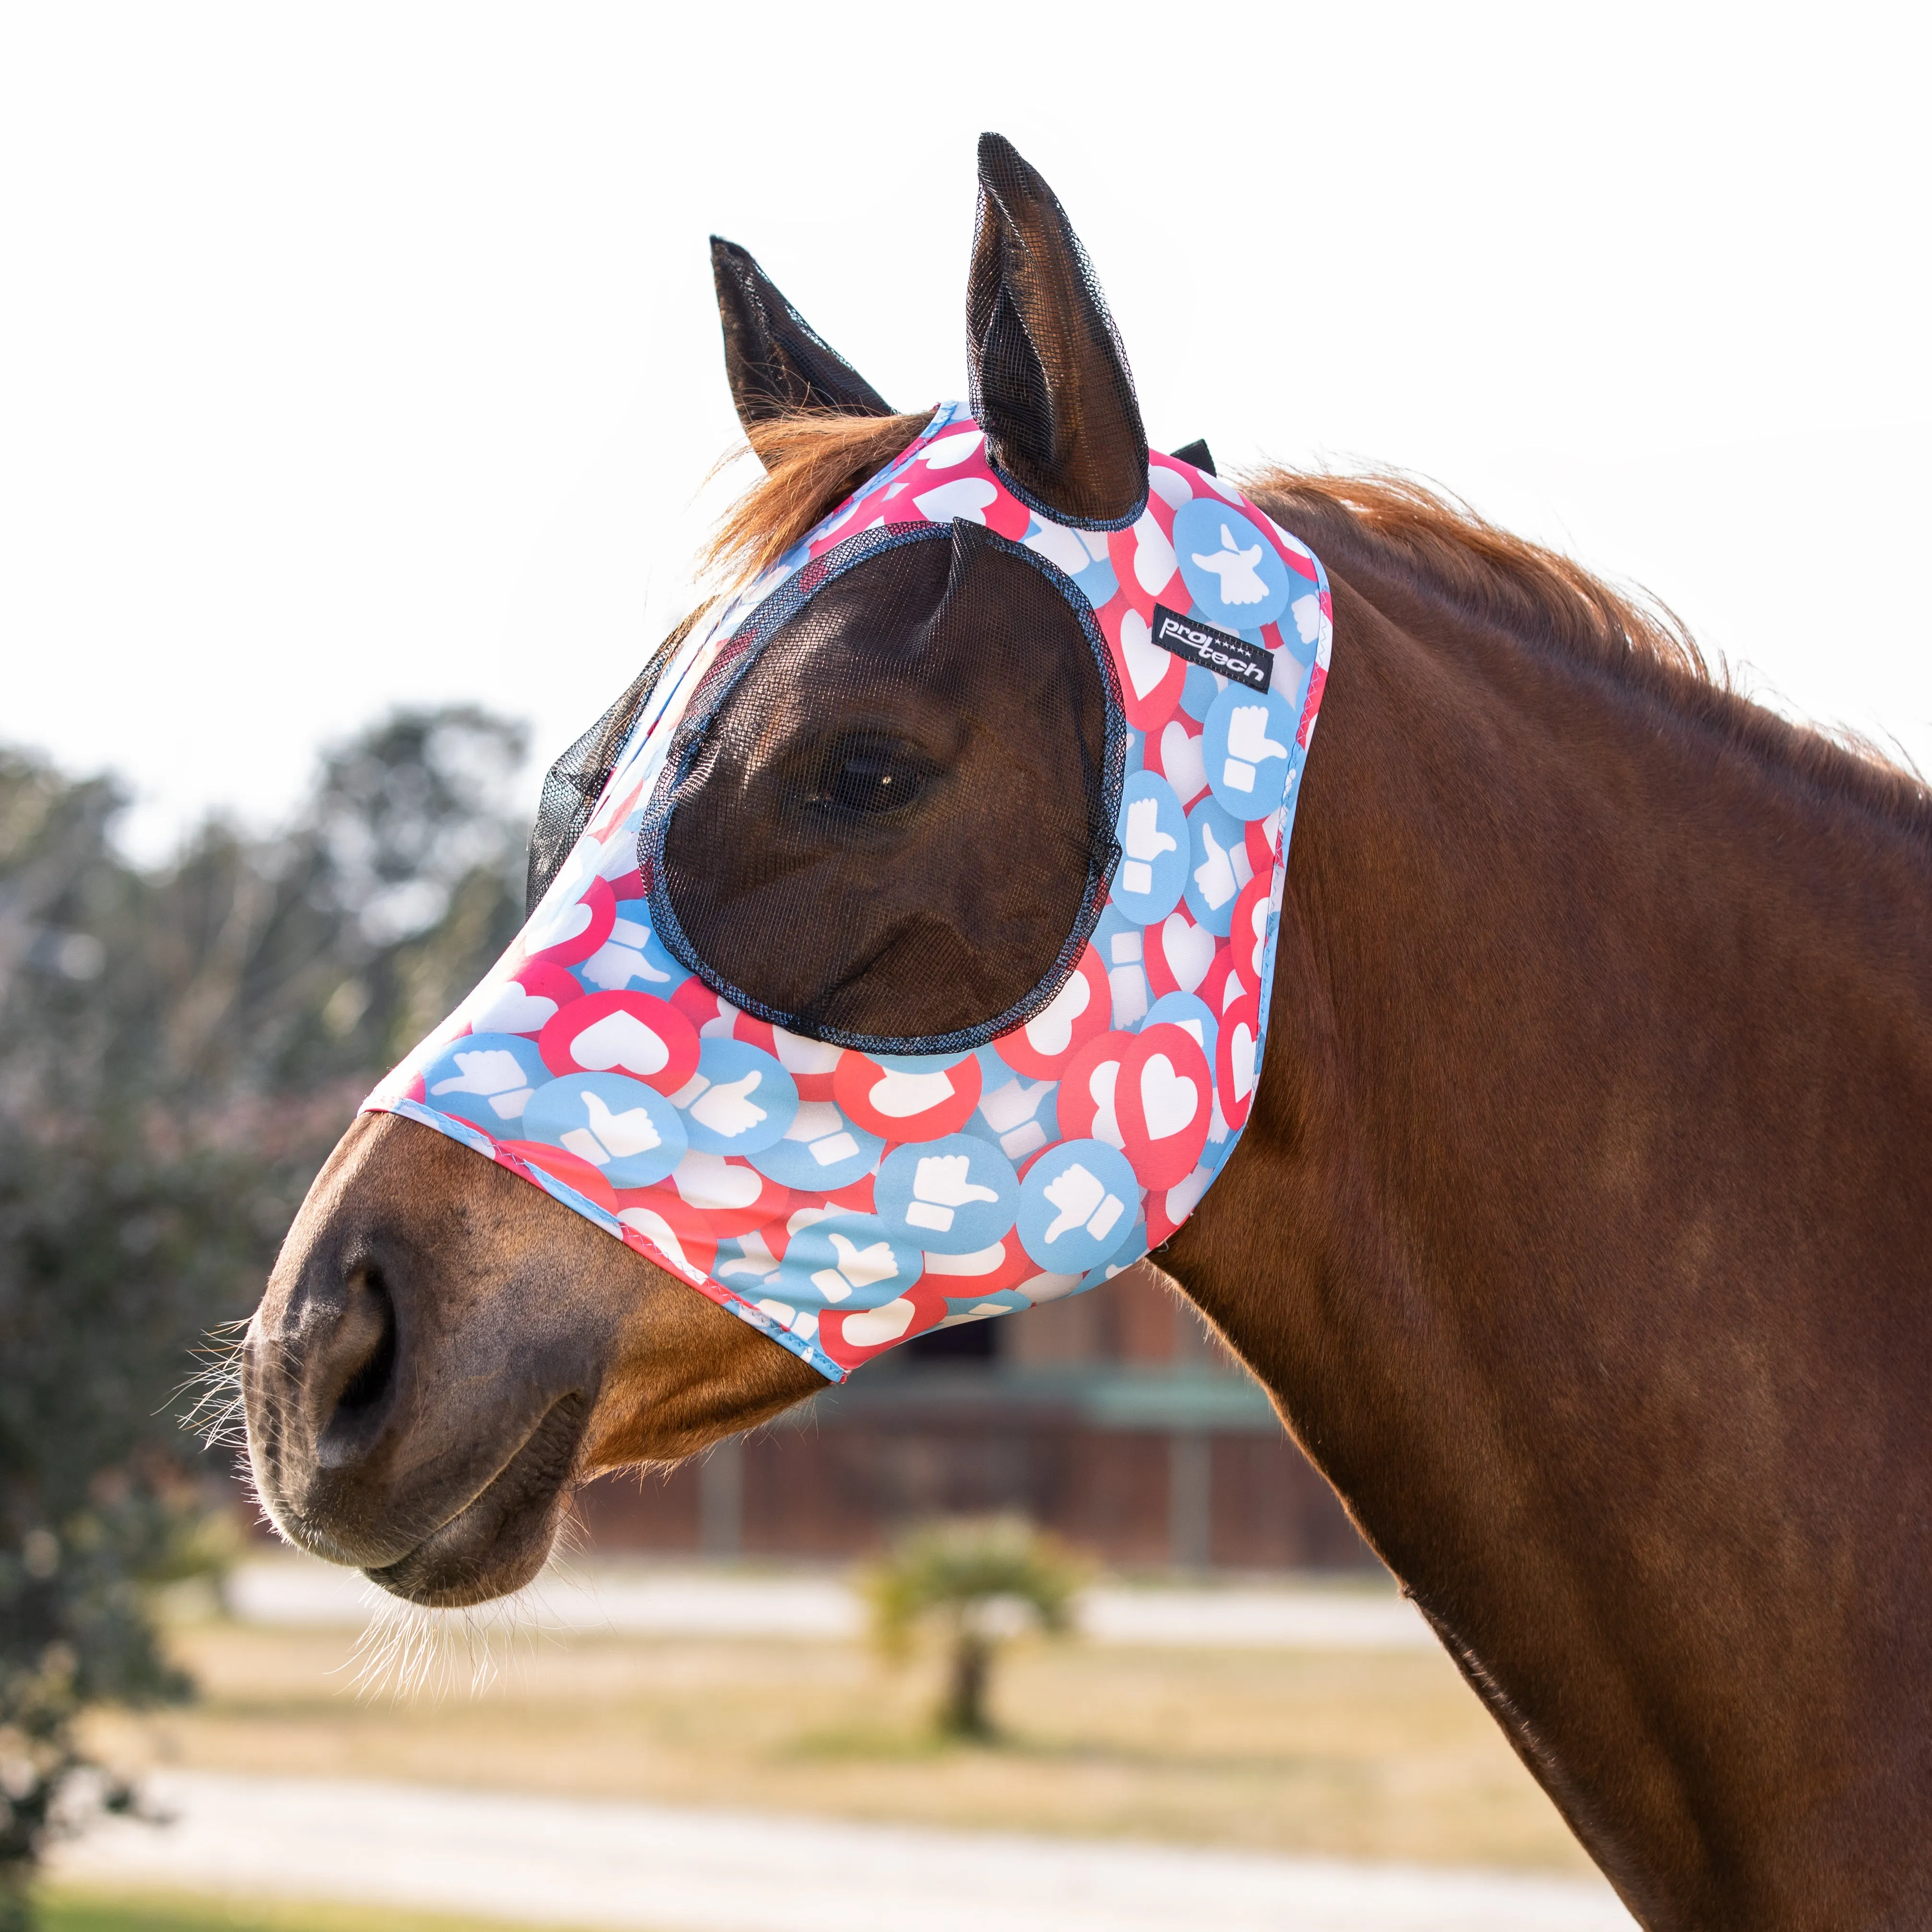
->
1161, 543, 1932, 1926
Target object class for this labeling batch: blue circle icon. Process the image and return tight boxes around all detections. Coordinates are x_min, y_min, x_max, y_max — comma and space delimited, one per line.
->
1079, 1211, 1150, 1292
1171, 500, 1292, 630
521, 1071, 686, 1187
1202, 683, 1298, 820
1110, 770, 1188, 924
581, 899, 691, 998
745, 1099, 883, 1192
771, 1212, 923, 1313
1182, 795, 1253, 937
964, 1063, 1060, 1166
875, 1133, 1020, 1255
1015, 1138, 1143, 1273
1141, 990, 1218, 1071
1180, 663, 1224, 723
421, 1033, 551, 1132
674, 1038, 799, 1155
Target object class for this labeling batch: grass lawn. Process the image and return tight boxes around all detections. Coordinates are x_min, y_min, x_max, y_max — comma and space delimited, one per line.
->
38, 1886, 596, 1932
76, 1613, 1591, 1874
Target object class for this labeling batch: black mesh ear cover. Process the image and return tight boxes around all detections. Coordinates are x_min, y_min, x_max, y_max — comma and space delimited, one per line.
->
646, 520, 1126, 1050
967, 135, 1149, 530
711, 237, 894, 444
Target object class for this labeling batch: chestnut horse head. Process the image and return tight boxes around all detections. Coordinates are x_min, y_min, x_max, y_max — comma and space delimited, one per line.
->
246, 134, 1932, 1925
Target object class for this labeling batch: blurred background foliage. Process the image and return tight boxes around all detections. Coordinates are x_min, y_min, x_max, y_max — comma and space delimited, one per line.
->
0, 709, 530, 1922
867, 1516, 1086, 1740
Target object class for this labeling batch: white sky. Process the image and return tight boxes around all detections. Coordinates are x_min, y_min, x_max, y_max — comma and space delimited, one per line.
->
2, 3, 1927, 860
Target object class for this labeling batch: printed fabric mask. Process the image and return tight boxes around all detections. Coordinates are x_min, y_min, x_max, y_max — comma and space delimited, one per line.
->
365, 402, 1331, 1381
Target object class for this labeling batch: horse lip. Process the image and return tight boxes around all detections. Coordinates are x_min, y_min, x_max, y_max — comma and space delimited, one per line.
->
359, 1392, 591, 1607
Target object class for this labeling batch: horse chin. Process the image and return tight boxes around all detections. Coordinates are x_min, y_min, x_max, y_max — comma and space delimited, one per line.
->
357, 1391, 591, 1608
243, 1113, 827, 1608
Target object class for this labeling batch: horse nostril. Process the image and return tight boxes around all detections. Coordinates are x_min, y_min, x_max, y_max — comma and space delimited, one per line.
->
312, 1267, 399, 1454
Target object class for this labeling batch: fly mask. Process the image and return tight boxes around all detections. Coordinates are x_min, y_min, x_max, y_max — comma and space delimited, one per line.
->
362, 137, 1332, 1382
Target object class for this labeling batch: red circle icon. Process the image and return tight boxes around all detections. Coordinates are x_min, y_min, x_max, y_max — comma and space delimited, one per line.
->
538, 990, 699, 1093
1231, 874, 1271, 1001
614, 1196, 718, 1287
1144, 910, 1217, 1001
833, 1052, 982, 1143
463, 961, 581, 1040
653, 1154, 792, 1238
1058, 1023, 1212, 1190
820, 1280, 950, 1373
525, 875, 616, 967
1215, 993, 1262, 1133
495, 1140, 619, 1215
993, 946, 1110, 1080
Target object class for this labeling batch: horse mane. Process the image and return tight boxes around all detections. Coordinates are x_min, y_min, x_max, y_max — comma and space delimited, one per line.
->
704, 410, 1932, 844
1243, 466, 1932, 843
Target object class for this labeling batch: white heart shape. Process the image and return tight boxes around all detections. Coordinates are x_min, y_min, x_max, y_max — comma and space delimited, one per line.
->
1159, 721, 1208, 803
868, 1067, 957, 1118
1024, 518, 1092, 577
1148, 464, 1193, 509
1140, 1053, 1199, 1140
1163, 1166, 1213, 1225
1119, 608, 1170, 701
617, 1206, 705, 1283
671, 1150, 766, 1212
569, 1009, 670, 1077
1161, 913, 1215, 993
469, 982, 557, 1035
842, 1296, 918, 1346
1132, 509, 1177, 594
532, 897, 594, 950
1088, 1059, 1124, 1148
1023, 967, 1091, 1056
920, 429, 984, 470
772, 1027, 844, 1075
922, 1240, 1010, 1278
913, 477, 999, 524
1231, 1022, 1258, 1100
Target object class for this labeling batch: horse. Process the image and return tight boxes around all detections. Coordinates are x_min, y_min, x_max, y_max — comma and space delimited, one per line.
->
240, 136, 1932, 1929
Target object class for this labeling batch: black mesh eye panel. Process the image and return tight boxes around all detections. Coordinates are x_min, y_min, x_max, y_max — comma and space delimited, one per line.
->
643, 520, 1125, 1052
525, 609, 702, 916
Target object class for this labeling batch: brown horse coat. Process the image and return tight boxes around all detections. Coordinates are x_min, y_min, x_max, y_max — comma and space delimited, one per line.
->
244, 136, 1932, 1928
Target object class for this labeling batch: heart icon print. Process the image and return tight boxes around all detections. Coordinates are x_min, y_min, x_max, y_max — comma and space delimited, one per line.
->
1154, 913, 1216, 996
1159, 721, 1209, 805
540, 991, 698, 1094
574, 1010, 671, 1077
1140, 1054, 1198, 1141
994, 948, 1110, 1079
1119, 608, 1170, 701
835, 1051, 982, 1143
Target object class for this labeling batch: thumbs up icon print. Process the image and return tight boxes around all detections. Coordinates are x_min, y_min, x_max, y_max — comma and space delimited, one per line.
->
1121, 795, 1179, 896
1222, 705, 1288, 795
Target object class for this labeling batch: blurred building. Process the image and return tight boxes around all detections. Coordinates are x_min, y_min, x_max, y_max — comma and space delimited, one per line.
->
578, 1266, 1377, 1572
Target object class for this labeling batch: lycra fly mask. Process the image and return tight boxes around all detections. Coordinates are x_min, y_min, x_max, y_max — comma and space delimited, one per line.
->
363, 138, 1333, 1382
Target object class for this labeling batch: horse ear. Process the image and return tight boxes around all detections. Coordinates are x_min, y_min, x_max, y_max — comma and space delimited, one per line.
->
710, 237, 894, 453
966, 134, 1149, 528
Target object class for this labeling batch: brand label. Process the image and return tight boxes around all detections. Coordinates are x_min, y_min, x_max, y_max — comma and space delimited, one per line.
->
1149, 604, 1272, 692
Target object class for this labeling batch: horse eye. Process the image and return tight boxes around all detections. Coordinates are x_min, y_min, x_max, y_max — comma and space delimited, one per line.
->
822, 744, 930, 815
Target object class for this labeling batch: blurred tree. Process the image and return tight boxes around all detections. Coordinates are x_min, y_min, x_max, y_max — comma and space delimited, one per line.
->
866, 1516, 1086, 1740
0, 710, 528, 1928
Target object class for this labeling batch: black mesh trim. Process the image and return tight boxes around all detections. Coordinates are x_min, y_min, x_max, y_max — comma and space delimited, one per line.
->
984, 448, 1146, 535
524, 609, 702, 916
640, 520, 1126, 1054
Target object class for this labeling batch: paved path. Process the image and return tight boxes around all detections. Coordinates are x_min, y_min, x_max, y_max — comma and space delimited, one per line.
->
227, 1555, 1437, 1650
55, 1771, 1635, 1932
